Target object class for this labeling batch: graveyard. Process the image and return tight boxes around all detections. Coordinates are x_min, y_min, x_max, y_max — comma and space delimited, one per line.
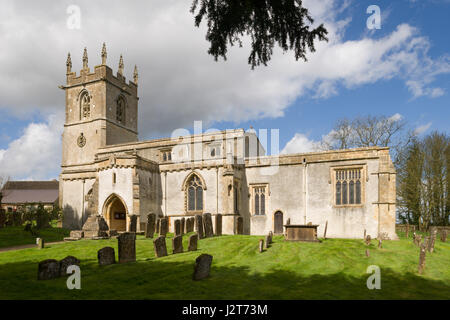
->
0, 229, 449, 300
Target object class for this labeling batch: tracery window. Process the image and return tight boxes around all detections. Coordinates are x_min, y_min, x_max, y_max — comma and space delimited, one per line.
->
253, 185, 267, 215
335, 168, 362, 206
80, 91, 91, 120
186, 174, 203, 212
116, 96, 126, 125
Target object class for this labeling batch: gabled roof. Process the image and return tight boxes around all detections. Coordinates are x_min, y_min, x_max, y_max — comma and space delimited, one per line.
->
1, 180, 59, 205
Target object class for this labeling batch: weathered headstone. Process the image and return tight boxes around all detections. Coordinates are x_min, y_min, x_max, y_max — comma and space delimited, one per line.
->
118, 232, 136, 263
174, 219, 182, 237
59, 256, 80, 277
190, 217, 195, 232
259, 239, 264, 252
128, 215, 137, 232
181, 217, 186, 235
268, 231, 273, 244
98, 247, 116, 265
236, 216, 244, 235
365, 235, 371, 245
203, 213, 214, 238
264, 236, 270, 249
188, 233, 198, 251
145, 213, 156, 238
195, 215, 204, 239
323, 220, 328, 239
38, 259, 60, 280
172, 235, 184, 254
193, 254, 213, 281
416, 234, 422, 246
378, 239, 382, 248
429, 229, 437, 253
215, 214, 222, 236
156, 218, 160, 235
418, 242, 427, 274
37, 238, 44, 249
441, 231, 447, 243
159, 217, 168, 237
153, 236, 168, 257
405, 223, 410, 238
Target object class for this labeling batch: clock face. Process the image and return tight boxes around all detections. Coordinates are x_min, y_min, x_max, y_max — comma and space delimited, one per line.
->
77, 133, 86, 148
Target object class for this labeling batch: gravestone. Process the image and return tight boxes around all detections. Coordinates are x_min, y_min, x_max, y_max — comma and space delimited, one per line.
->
416, 234, 422, 246
418, 242, 427, 274
59, 256, 80, 277
189, 217, 195, 232
153, 236, 168, 257
215, 214, 222, 236
38, 259, 60, 280
128, 215, 137, 232
174, 219, 182, 237
172, 235, 183, 254
160, 217, 168, 237
429, 229, 437, 253
441, 231, 447, 243
181, 218, 186, 235
188, 233, 198, 251
195, 215, 204, 239
118, 232, 136, 263
323, 220, 328, 239
156, 218, 160, 235
365, 235, 371, 245
98, 247, 115, 266
264, 235, 270, 249
37, 238, 44, 249
193, 254, 213, 281
378, 239, 382, 248
365, 249, 370, 257
405, 223, 410, 238
259, 239, 264, 252
203, 213, 214, 238
236, 216, 244, 235
145, 213, 156, 238
186, 217, 193, 233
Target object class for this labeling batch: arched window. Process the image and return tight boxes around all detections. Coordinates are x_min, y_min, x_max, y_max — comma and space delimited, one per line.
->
336, 181, 341, 205
116, 96, 126, 125
186, 174, 203, 212
335, 168, 362, 206
349, 180, 355, 204
342, 181, 348, 205
80, 91, 91, 120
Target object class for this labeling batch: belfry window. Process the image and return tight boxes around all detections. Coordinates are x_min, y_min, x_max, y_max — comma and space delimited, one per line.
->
80, 91, 91, 120
186, 174, 203, 212
335, 168, 363, 206
116, 96, 126, 125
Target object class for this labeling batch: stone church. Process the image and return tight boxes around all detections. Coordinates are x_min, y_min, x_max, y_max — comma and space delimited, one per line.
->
59, 45, 397, 239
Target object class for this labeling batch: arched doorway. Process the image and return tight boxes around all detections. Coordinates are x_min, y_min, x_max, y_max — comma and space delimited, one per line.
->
103, 194, 127, 231
274, 211, 283, 234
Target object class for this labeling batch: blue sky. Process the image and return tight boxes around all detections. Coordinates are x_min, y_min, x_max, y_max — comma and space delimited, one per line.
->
0, 0, 448, 179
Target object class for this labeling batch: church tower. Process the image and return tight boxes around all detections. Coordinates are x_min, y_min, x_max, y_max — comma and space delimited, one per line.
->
60, 44, 139, 167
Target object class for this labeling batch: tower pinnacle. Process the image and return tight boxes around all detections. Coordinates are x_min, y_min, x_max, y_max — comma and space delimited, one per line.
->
66, 53, 72, 73
133, 65, 138, 84
82, 47, 88, 69
118, 54, 124, 76
101, 43, 107, 65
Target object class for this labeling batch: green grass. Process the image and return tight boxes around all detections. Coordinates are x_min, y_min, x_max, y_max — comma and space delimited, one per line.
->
0, 226, 70, 248
0, 231, 449, 299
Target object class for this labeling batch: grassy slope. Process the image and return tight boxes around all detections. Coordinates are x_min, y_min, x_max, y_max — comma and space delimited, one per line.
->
0, 226, 70, 248
0, 232, 449, 300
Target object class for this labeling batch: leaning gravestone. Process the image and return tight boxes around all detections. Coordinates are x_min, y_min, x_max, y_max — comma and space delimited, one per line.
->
37, 238, 44, 249
215, 214, 222, 236
188, 233, 198, 251
38, 259, 60, 280
98, 247, 116, 266
145, 213, 156, 238
259, 239, 264, 253
264, 235, 270, 249
154, 236, 168, 258
193, 254, 213, 281
268, 231, 273, 244
59, 256, 80, 277
418, 242, 427, 274
128, 215, 138, 232
172, 235, 184, 254
181, 218, 186, 235
174, 219, 182, 237
118, 232, 136, 263
416, 234, 422, 246
441, 231, 447, 243
203, 213, 214, 238
160, 217, 168, 237
236, 216, 244, 235
195, 215, 204, 239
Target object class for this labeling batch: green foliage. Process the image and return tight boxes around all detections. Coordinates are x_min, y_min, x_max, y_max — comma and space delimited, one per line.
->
191, 0, 328, 68
0, 234, 448, 299
0, 225, 69, 248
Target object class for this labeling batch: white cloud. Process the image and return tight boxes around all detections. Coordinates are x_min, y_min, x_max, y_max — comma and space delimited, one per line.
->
281, 133, 322, 155
389, 113, 403, 122
0, 112, 64, 180
414, 122, 432, 135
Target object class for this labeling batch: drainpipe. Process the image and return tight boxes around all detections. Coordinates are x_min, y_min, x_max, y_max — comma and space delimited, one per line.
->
216, 167, 219, 214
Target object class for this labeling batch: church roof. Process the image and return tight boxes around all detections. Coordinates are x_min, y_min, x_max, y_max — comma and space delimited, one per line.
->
1, 180, 59, 204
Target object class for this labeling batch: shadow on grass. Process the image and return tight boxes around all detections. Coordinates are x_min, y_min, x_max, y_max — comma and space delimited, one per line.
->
0, 253, 448, 300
